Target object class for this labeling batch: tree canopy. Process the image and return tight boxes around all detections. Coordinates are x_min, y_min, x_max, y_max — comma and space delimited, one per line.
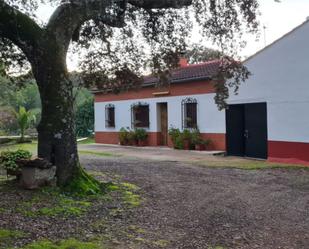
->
1, 0, 260, 108
0, 0, 261, 186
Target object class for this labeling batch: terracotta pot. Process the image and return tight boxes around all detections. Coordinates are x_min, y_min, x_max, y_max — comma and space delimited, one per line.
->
183, 139, 190, 150
195, 144, 206, 151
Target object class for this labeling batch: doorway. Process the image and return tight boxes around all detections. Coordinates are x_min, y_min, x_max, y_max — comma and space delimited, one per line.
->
158, 103, 168, 146
226, 103, 268, 159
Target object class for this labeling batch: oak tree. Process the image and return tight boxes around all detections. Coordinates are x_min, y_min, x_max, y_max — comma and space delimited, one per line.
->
0, 0, 259, 187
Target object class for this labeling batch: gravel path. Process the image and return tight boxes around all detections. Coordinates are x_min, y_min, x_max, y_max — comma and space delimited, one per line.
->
81, 155, 309, 249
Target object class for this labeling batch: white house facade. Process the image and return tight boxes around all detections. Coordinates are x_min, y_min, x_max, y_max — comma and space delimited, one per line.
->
94, 20, 309, 165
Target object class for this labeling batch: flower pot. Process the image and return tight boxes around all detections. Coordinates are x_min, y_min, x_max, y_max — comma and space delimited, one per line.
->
195, 144, 206, 151
183, 139, 190, 150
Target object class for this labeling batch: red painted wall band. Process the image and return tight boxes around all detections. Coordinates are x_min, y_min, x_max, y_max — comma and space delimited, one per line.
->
268, 140, 309, 165
95, 132, 226, 151
94, 80, 216, 102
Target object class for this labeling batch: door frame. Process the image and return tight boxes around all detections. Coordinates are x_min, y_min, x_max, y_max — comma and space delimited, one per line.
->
157, 102, 168, 146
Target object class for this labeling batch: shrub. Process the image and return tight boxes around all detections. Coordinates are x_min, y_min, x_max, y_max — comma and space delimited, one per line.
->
119, 127, 129, 145
168, 127, 181, 145
135, 128, 148, 141
127, 129, 137, 144
0, 149, 32, 172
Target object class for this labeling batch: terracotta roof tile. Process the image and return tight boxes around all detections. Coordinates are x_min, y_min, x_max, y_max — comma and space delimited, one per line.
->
143, 59, 221, 85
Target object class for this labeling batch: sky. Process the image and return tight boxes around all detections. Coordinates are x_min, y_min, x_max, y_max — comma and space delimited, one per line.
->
37, 0, 309, 69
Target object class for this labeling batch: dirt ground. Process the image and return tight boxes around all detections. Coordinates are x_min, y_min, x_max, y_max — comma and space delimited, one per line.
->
82, 154, 309, 249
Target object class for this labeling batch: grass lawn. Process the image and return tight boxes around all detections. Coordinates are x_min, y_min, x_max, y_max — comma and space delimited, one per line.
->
0, 140, 118, 158
196, 155, 309, 170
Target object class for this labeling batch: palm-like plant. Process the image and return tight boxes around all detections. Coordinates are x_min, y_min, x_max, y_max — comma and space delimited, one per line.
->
14, 106, 36, 142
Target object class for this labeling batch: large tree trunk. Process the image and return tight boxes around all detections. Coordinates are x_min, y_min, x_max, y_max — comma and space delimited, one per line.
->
35, 63, 79, 186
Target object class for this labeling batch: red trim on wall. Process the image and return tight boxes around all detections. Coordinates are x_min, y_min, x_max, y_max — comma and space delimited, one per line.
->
95, 132, 161, 146
268, 140, 309, 165
95, 131, 226, 151
94, 80, 215, 102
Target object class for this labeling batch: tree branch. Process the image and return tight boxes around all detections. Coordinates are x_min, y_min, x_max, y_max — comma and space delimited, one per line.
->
0, 0, 42, 58
128, 0, 192, 9
46, 1, 127, 50
46, 0, 192, 50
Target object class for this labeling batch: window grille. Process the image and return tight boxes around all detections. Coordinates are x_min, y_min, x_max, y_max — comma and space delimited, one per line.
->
131, 102, 150, 128
105, 104, 115, 128
182, 98, 198, 129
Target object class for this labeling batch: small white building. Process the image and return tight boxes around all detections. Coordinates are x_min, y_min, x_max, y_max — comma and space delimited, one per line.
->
94, 20, 309, 165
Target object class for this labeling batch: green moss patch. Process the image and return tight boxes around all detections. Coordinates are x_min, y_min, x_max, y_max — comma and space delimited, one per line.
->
0, 229, 26, 247
20, 239, 102, 249
16, 187, 93, 218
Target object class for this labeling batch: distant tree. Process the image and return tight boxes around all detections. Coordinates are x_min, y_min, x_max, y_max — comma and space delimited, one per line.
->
14, 106, 36, 142
185, 44, 223, 64
75, 97, 94, 138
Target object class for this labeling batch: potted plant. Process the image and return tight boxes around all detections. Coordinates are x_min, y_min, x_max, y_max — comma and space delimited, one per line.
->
119, 127, 129, 145
168, 127, 181, 149
191, 129, 204, 151
135, 128, 148, 146
0, 149, 32, 177
182, 129, 192, 150
127, 129, 137, 146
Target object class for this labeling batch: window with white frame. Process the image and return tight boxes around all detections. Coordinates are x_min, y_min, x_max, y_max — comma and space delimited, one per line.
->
182, 98, 198, 129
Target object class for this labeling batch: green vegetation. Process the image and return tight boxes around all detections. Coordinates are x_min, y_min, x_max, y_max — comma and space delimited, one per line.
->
19, 239, 101, 249
0, 229, 26, 247
197, 157, 309, 170
63, 166, 105, 196
79, 150, 116, 157
14, 106, 36, 142
16, 187, 93, 217
77, 137, 95, 144
168, 127, 211, 150
75, 94, 94, 137
0, 149, 32, 172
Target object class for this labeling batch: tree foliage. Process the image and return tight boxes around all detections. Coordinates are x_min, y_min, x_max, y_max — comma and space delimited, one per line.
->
0, 0, 261, 185
14, 106, 36, 142
185, 43, 223, 64
75, 96, 94, 138
1, 0, 260, 107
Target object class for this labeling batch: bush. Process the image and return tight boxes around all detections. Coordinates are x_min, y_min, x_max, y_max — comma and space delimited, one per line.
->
0, 149, 32, 172
135, 128, 148, 141
75, 98, 94, 137
119, 127, 129, 145
168, 127, 181, 145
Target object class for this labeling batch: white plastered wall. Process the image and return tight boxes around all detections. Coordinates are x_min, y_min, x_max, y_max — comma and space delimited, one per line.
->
95, 93, 226, 134
227, 20, 309, 143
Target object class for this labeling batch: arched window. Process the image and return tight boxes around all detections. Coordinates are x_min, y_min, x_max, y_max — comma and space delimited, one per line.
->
105, 104, 115, 128
182, 98, 198, 129
131, 102, 150, 128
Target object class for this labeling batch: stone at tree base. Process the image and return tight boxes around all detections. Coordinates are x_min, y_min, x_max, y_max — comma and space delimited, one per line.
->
19, 158, 57, 190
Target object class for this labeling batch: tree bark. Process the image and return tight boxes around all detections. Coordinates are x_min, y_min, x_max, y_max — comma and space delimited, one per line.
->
34, 57, 79, 186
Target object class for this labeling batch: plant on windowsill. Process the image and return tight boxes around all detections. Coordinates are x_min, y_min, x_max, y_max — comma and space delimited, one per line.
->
119, 127, 129, 145
135, 128, 148, 146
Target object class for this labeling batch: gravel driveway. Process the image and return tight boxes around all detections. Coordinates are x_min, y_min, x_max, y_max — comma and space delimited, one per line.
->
81, 155, 309, 249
